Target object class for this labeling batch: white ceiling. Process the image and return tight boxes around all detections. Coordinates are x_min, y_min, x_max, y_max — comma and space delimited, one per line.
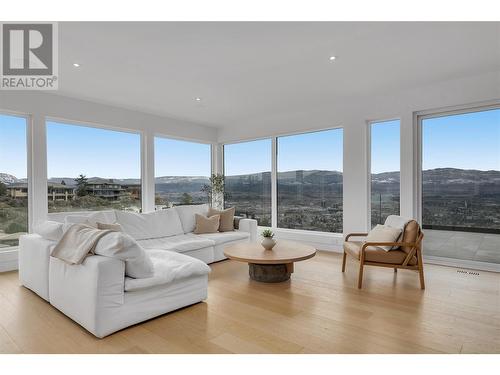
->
58, 22, 500, 129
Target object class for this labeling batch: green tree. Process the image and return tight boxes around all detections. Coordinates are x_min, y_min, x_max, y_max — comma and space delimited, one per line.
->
155, 194, 168, 206
0, 182, 6, 196
74, 174, 88, 197
181, 192, 193, 205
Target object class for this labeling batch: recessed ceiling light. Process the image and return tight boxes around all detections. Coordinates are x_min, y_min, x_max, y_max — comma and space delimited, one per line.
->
73, 63, 80, 67
195, 97, 202, 102
329, 56, 337, 61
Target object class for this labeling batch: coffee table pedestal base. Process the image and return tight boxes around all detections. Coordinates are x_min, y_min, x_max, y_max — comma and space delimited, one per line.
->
248, 263, 294, 283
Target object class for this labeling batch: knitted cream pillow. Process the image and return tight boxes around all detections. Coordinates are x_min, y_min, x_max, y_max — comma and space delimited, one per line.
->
193, 214, 220, 234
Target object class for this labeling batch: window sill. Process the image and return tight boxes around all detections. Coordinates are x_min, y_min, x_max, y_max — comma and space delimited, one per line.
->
0, 247, 19, 272
257, 226, 343, 251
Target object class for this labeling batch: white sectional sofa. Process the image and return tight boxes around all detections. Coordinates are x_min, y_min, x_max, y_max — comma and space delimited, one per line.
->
19, 204, 257, 338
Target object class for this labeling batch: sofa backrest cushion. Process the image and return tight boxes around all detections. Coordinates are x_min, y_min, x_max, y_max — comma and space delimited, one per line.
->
174, 204, 209, 233
94, 232, 154, 279
48, 210, 116, 224
63, 215, 95, 233
35, 220, 64, 242
88, 211, 117, 226
115, 208, 184, 240
62, 211, 118, 232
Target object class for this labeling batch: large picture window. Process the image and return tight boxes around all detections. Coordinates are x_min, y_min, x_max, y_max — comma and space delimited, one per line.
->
0, 114, 28, 248
277, 129, 343, 233
154, 137, 211, 208
224, 139, 272, 226
47, 121, 142, 213
421, 107, 500, 264
370, 120, 400, 227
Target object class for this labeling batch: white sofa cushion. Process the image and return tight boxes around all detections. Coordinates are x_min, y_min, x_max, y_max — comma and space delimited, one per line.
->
198, 231, 250, 245
174, 204, 209, 233
115, 208, 184, 240
94, 232, 154, 278
88, 211, 118, 225
63, 215, 94, 232
138, 234, 215, 253
34, 221, 64, 242
124, 250, 210, 292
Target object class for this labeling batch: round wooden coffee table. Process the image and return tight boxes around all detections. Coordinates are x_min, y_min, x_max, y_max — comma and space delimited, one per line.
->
223, 240, 316, 283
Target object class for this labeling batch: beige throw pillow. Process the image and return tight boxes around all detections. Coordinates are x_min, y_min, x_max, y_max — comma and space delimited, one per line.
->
96, 222, 122, 231
208, 207, 235, 232
194, 214, 220, 234
365, 224, 402, 252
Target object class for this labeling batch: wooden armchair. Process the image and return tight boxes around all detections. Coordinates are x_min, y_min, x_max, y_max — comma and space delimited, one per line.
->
342, 220, 425, 289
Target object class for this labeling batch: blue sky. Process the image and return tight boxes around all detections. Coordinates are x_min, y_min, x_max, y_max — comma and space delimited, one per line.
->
423, 108, 500, 171
155, 137, 211, 176
277, 129, 343, 173
1, 109, 499, 179
371, 119, 400, 174
0, 114, 28, 178
46, 121, 141, 179
224, 139, 272, 175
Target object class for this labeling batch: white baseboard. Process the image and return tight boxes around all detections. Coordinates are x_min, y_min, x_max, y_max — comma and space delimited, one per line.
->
258, 227, 499, 273
0, 248, 19, 272
1, 236, 497, 274
424, 255, 500, 273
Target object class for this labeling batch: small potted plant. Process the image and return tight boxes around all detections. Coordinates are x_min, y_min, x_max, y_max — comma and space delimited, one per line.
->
261, 228, 276, 250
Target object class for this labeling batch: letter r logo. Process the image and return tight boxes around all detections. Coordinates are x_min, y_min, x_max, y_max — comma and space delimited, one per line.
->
2, 23, 53, 75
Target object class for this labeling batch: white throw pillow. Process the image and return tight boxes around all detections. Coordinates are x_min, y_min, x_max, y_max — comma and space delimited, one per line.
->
365, 224, 402, 252
35, 221, 64, 242
63, 215, 95, 233
115, 208, 184, 240
174, 204, 209, 233
94, 231, 154, 279
88, 211, 117, 226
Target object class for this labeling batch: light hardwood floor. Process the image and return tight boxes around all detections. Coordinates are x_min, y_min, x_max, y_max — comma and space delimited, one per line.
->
0, 251, 499, 354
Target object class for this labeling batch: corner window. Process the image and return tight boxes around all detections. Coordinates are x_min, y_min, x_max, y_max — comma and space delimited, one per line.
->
154, 137, 211, 208
370, 119, 400, 227
277, 129, 343, 233
0, 114, 28, 248
421, 107, 500, 264
224, 139, 272, 226
46, 121, 142, 213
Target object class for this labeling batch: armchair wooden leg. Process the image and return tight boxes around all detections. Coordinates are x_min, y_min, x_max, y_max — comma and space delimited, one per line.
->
418, 264, 425, 290
358, 262, 364, 289
342, 252, 347, 272
394, 268, 397, 273
417, 247, 425, 290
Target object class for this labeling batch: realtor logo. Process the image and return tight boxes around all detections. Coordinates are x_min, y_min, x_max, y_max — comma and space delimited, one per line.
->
1, 22, 58, 90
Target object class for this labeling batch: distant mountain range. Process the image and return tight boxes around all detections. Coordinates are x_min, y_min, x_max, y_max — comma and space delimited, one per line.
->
1, 168, 499, 186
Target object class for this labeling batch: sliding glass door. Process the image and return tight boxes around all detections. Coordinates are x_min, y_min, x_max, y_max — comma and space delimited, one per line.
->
421, 107, 500, 264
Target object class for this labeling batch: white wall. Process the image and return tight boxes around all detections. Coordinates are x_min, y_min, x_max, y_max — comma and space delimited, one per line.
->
217, 71, 500, 239
0, 91, 218, 229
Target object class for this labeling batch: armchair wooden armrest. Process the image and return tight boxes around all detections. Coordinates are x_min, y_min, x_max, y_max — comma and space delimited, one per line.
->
345, 233, 368, 241
360, 241, 417, 251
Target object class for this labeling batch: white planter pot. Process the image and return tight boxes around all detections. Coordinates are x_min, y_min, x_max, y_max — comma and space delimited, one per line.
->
261, 237, 276, 250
